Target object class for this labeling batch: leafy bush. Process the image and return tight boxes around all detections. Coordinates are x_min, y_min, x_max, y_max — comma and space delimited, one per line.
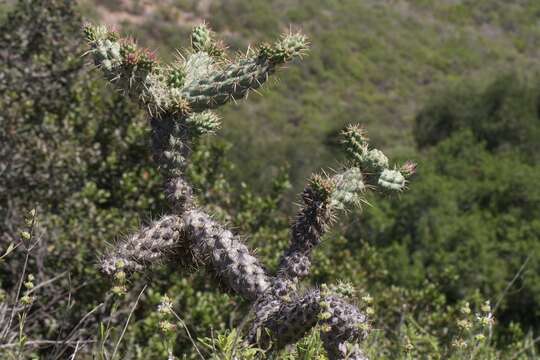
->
414, 72, 540, 160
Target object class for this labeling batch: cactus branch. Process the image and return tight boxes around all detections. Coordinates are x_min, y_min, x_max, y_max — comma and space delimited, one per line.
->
247, 288, 369, 356
100, 215, 185, 275
181, 32, 308, 111
83, 23, 308, 115
183, 209, 270, 301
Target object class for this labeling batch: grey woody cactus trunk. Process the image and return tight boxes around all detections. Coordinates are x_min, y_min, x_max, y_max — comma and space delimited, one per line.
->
84, 22, 415, 360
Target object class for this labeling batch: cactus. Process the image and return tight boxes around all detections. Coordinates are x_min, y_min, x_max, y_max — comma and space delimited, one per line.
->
84, 22, 414, 359
341, 124, 415, 192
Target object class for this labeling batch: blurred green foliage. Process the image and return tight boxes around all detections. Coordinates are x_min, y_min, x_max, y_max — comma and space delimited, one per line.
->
415, 73, 540, 159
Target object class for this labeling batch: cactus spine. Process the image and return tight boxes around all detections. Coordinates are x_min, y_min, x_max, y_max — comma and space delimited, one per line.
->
84, 22, 414, 360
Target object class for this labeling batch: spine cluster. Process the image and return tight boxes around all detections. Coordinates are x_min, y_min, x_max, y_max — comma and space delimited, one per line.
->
84, 22, 414, 360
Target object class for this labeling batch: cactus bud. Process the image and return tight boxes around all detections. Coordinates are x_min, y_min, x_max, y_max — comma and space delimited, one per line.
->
83, 23, 117, 43
331, 167, 365, 210
137, 48, 158, 71
258, 43, 273, 59
341, 125, 369, 165
400, 160, 417, 178
268, 32, 309, 64
306, 175, 335, 204
191, 23, 213, 52
171, 98, 191, 115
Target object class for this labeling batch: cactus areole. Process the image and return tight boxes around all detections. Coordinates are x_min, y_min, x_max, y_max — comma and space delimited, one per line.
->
84, 22, 415, 360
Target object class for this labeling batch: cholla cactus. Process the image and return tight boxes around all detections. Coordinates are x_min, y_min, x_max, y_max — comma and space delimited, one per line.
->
341, 124, 415, 192
84, 22, 414, 360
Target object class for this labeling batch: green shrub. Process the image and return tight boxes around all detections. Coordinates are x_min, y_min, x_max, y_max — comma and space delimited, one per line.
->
415, 72, 540, 161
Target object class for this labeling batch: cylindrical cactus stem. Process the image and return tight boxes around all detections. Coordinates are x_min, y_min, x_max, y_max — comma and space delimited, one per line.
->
150, 116, 196, 213
151, 116, 192, 178
277, 168, 366, 282
83, 24, 164, 113
179, 57, 273, 111
165, 176, 194, 213
181, 32, 308, 112
330, 167, 366, 210
340, 124, 416, 193
248, 289, 320, 349
100, 215, 185, 275
277, 175, 335, 281
247, 288, 368, 359
84, 23, 385, 359
183, 209, 270, 301
151, 111, 222, 214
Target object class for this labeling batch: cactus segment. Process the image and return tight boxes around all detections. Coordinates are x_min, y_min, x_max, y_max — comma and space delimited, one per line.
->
191, 22, 225, 59
378, 168, 406, 191
191, 23, 213, 53
184, 209, 270, 301
181, 33, 308, 111
331, 167, 366, 210
277, 175, 334, 281
100, 215, 184, 275
248, 289, 368, 359
341, 124, 414, 193
185, 110, 221, 136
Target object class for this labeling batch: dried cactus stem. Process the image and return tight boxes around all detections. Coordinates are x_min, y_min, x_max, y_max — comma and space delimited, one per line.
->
183, 209, 270, 301
277, 175, 335, 281
100, 215, 185, 275
248, 289, 368, 360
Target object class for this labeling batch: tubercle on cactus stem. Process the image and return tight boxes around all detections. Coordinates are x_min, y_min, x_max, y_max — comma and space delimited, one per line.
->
86, 22, 414, 360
